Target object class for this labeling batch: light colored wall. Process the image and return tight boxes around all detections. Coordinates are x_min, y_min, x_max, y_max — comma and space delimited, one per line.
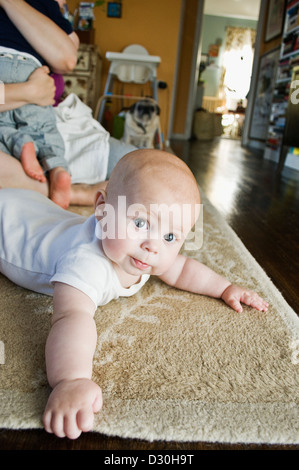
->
201, 14, 257, 97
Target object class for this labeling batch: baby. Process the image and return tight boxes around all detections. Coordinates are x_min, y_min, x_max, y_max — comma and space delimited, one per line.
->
0, 149, 269, 439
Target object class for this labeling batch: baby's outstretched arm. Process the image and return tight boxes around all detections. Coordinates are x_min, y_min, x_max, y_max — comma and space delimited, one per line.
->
43, 283, 102, 439
160, 255, 268, 313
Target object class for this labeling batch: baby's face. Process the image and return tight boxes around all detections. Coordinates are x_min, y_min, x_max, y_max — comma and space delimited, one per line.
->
97, 183, 199, 282
96, 149, 200, 283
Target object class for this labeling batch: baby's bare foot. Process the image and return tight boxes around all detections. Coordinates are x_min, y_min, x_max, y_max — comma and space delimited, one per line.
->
21, 142, 46, 183
49, 167, 71, 209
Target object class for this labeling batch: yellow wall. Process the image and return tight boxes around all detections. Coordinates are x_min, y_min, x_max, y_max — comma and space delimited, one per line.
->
67, 0, 183, 139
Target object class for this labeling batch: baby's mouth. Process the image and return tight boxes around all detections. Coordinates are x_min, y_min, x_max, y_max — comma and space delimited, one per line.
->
132, 257, 150, 270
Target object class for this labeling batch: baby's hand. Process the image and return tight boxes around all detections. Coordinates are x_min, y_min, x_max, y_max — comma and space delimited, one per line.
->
43, 378, 102, 439
221, 284, 269, 313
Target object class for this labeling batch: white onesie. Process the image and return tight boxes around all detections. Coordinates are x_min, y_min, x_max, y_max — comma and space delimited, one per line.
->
0, 189, 149, 307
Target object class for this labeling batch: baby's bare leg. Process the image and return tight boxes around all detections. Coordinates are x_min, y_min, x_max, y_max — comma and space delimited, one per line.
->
48, 166, 71, 209
20, 142, 47, 183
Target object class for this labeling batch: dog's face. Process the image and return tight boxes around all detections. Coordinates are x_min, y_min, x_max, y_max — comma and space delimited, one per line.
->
129, 100, 160, 127
123, 99, 160, 147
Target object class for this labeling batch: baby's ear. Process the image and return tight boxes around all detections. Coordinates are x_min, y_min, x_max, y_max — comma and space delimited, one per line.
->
94, 190, 106, 221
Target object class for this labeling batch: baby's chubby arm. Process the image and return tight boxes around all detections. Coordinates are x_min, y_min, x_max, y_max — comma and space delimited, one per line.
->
43, 282, 102, 439
159, 255, 269, 313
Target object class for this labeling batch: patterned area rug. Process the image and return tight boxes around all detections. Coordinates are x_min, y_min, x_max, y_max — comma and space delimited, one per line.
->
0, 192, 298, 444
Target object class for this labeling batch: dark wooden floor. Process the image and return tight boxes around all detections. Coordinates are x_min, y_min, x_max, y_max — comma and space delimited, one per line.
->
172, 137, 299, 316
1, 137, 298, 451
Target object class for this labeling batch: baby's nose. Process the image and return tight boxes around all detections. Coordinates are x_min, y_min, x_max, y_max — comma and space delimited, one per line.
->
141, 239, 159, 253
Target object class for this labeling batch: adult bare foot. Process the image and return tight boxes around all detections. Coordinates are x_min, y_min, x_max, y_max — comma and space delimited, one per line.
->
49, 167, 71, 209
20, 142, 47, 183
70, 181, 108, 206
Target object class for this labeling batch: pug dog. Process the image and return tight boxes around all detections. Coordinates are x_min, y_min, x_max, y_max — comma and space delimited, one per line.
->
122, 99, 160, 148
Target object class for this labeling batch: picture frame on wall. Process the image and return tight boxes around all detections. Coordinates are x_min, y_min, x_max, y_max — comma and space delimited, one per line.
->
249, 47, 280, 141
265, 0, 285, 42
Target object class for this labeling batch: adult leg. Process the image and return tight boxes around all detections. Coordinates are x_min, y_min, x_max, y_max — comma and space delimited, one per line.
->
107, 137, 137, 178
0, 149, 48, 196
0, 150, 106, 206
69, 181, 108, 206
0, 138, 137, 205
67, 138, 137, 206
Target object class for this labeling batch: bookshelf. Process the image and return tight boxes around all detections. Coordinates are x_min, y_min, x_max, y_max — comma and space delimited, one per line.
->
265, 0, 299, 169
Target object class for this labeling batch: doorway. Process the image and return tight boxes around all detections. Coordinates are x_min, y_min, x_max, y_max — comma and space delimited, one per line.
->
169, 0, 263, 143
199, 11, 258, 140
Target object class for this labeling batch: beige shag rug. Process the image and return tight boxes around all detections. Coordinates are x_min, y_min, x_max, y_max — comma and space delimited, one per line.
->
0, 192, 298, 445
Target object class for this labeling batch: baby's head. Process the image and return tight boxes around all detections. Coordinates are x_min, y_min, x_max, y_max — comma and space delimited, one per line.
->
105, 148, 200, 206
95, 149, 200, 279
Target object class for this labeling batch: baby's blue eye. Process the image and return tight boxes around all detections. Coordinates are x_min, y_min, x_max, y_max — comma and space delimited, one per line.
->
134, 218, 148, 230
164, 233, 176, 243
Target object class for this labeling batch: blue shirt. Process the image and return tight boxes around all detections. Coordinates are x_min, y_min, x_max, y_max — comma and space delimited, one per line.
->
0, 0, 73, 66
